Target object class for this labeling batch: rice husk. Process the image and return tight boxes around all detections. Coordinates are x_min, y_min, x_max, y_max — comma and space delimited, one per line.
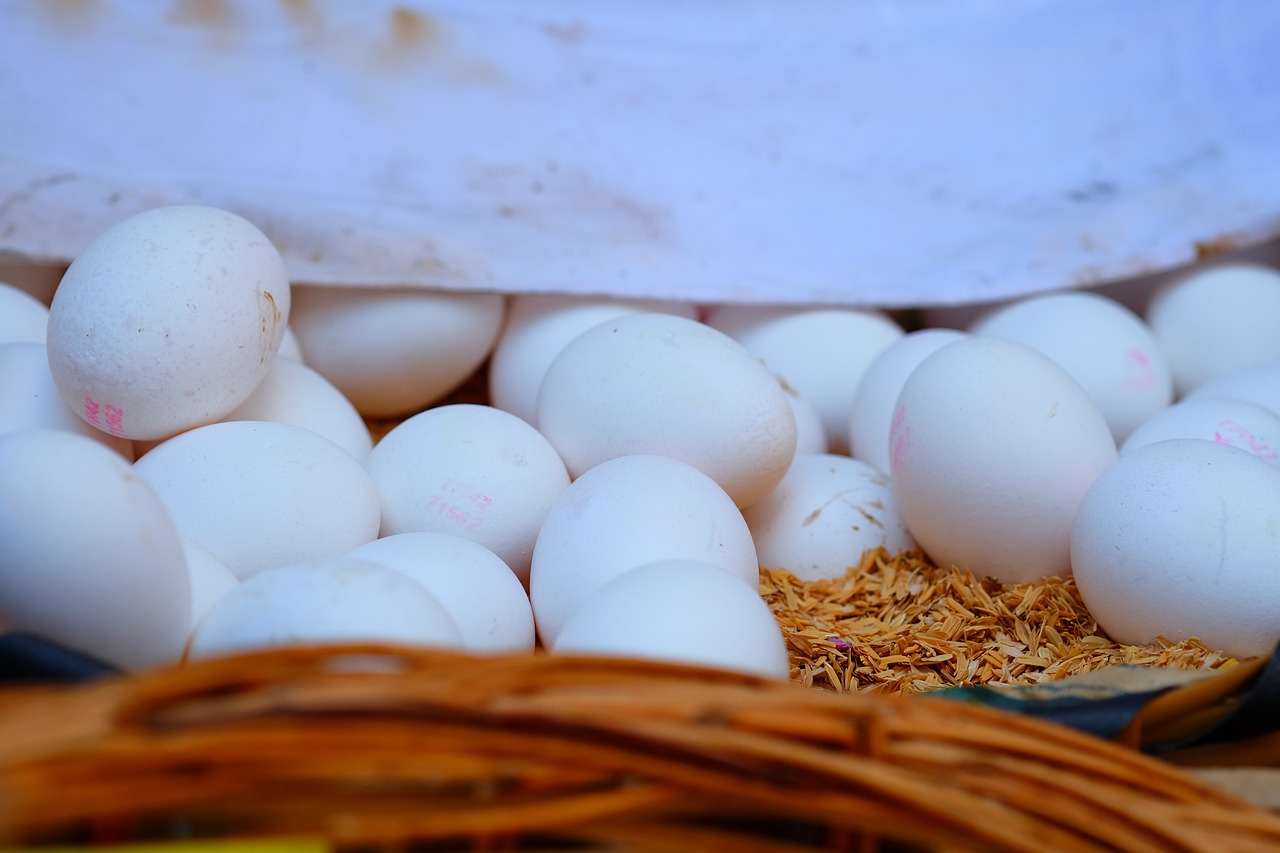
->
761, 547, 1243, 695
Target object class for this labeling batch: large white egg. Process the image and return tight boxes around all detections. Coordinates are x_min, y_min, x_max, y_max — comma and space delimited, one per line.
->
537, 312, 796, 508
552, 559, 791, 680
488, 294, 698, 426
0, 282, 49, 345
744, 453, 915, 582
847, 328, 967, 474
364, 403, 570, 586
188, 558, 463, 660
219, 354, 373, 461
890, 337, 1117, 583
1071, 439, 1280, 658
134, 420, 381, 579
348, 532, 535, 654
704, 305, 904, 454
0, 342, 135, 459
46, 205, 290, 441
1146, 262, 1280, 396
289, 284, 505, 418
0, 429, 191, 669
969, 290, 1173, 442
529, 454, 760, 647
1120, 397, 1280, 465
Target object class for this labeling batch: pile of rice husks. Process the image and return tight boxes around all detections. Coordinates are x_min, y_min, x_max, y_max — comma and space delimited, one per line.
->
762, 547, 1239, 695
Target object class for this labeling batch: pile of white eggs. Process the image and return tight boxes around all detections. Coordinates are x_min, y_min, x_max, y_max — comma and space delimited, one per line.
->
1, 204, 1278, 681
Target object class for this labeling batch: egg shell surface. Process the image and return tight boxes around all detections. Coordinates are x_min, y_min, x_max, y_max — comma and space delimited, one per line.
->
188, 558, 463, 660
1071, 439, 1280, 658
1120, 397, 1280, 465
0, 282, 49, 345
219, 354, 373, 462
0, 342, 135, 459
289, 285, 505, 418
536, 312, 796, 508
0, 429, 191, 669
134, 420, 381, 579
1146, 263, 1280, 396
551, 559, 791, 680
1184, 361, 1280, 417
348, 532, 535, 654
182, 538, 239, 632
704, 305, 904, 454
46, 205, 290, 441
529, 454, 760, 647
364, 403, 570, 586
847, 328, 967, 474
890, 336, 1117, 583
744, 453, 915, 582
488, 293, 698, 426
969, 290, 1173, 443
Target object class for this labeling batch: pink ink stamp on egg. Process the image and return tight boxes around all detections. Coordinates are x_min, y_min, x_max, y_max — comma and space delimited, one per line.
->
426, 478, 493, 532
1215, 419, 1279, 461
83, 395, 100, 427
889, 405, 911, 472
1120, 348, 1158, 393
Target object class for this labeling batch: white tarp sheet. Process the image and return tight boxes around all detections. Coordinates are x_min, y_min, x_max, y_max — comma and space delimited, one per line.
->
1, 0, 1278, 307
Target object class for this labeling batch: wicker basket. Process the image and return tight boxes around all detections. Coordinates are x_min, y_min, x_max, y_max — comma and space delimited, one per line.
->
0, 643, 1277, 852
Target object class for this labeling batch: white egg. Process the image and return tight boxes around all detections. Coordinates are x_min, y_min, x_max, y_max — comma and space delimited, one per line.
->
188, 558, 463, 660
1184, 361, 1280, 416
277, 325, 305, 362
46, 205, 291, 441
970, 290, 1173, 442
218, 354, 373, 461
744, 454, 915, 582
1071, 439, 1280, 658
289, 284, 505, 418
182, 538, 239, 632
133, 420, 381, 579
0, 429, 190, 669
0, 282, 49, 345
1146, 262, 1280, 396
364, 403, 570, 586
704, 304, 904, 453
847, 328, 967, 474
551, 559, 791, 680
1120, 397, 1280, 465
890, 337, 1117, 583
488, 293, 698, 426
348, 532, 535, 654
0, 342, 135, 459
529, 454, 760, 647
537, 312, 796, 508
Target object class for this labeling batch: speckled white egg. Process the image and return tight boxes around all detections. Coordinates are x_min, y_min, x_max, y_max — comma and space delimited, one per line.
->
0, 342, 135, 459
348, 532, 535, 654
704, 305, 904, 454
537, 312, 796, 508
289, 285, 505, 418
0, 429, 191, 669
134, 420, 381, 579
364, 403, 570, 586
529, 454, 760, 647
188, 558, 463, 660
847, 328, 967, 474
890, 336, 1117, 583
1071, 439, 1280, 657
1146, 262, 1280, 395
970, 290, 1173, 442
0, 282, 48, 345
46, 205, 290, 441
488, 294, 698, 426
551, 559, 791, 680
744, 454, 915, 582
219, 355, 373, 461
1120, 397, 1280, 465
